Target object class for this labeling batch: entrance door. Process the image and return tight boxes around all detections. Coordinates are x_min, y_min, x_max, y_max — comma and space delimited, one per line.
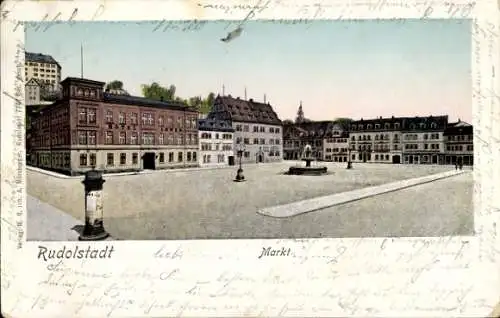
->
432, 155, 438, 164
228, 156, 235, 166
409, 156, 413, 164
143, 152, 156, 170
363, 153, 367, 163
392, 155, 401, 164
258, 154, 263, 163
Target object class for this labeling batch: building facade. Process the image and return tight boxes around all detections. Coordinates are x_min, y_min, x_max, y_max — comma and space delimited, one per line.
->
349, 117, 404, 164
401, 116, 448, 165
28, 77, 199, 175
198, 119, 235, 167
208, 95, 283, 164
323, 122, 349, 162
444, 120, 473, 165
25, 52, 62, 91
283, 120, 333, 160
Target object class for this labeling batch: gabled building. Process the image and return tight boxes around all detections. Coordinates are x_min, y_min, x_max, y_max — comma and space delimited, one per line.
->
208, 95, 283, 163
198, 119, 235, 167
323, 122, 350, 162
444, 120, 473, 165
283, 120, 333, 160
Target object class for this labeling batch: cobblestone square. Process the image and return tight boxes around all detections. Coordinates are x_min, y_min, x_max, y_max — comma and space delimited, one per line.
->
27, 162, 473, 240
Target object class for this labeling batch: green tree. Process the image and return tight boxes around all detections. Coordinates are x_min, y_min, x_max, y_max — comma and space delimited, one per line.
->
141, 82, 177, 101
106, 80, 124, 90
334, 117, 354, 129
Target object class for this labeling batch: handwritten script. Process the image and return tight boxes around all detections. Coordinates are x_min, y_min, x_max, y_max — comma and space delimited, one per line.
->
3, 238, 495, 317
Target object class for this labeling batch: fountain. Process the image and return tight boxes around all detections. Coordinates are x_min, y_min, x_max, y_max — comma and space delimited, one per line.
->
287, 144, 328, 175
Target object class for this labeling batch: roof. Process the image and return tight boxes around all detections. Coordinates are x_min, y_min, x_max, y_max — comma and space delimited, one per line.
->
209, 95, 282, 125
283, 121, 334, 139
103, 93, 197, 113
349, 115, 449, 132
198, 119, 235, 132
444, 121, 473, 135
25, 52, 61, 67
26, 78, 42, 86
61, 77, 106, 87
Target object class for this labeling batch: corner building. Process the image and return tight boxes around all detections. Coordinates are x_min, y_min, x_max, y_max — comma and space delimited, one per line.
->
28, 77, 199, 175
208, 95, 283, 164
198, 119, 235, 167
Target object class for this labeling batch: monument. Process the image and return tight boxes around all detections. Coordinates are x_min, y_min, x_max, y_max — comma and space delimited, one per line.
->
287, 144, 328, 175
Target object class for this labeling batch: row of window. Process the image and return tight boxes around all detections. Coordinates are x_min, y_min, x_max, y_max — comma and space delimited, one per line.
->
325, 155, 348, 162
447, 135, 473, 141
77, 130, 198, 146
235, 125, 281, 134
325, 138, 348, 143
202, 154, 226, 164
405, 143, 441, 150
200, 132, 232, 139
351, 134, 399, 141
447, 145, 473, 151
404, 133, 440, 140
26, 62, 57, 68
325, 148, 348, 153
79, 151, 198, 167
235, 137, 281, 145
200, 143, 233, 151
350, 122, 439, 131
78, 107, 197, 129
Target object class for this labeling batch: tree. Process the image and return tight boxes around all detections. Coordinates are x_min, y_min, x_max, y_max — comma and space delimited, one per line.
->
141, 82, 177, 101
282, 119, 294, 125
334, 117, 354, 129
106, 80, 124, 90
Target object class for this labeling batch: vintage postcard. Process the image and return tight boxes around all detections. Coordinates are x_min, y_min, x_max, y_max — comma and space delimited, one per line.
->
1, 0, 499, 317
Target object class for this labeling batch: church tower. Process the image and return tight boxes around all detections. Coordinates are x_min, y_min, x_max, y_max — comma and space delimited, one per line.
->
296, 101, 305, 123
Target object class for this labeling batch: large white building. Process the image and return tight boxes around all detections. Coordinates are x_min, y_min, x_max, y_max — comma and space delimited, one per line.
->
401, 116, 448, 165
208, 95, 283, 164
25, 52, 62, 91
348, 115, 449, 164
348, 117, 404, 164
198, 119, 235, 167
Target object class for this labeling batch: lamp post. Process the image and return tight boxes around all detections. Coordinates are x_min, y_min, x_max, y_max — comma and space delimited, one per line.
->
234, 143, 246, 182
347, 147, 353, 169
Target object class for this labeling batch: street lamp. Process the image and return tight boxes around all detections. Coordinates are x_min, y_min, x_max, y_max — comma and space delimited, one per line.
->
347, 147, 353, 169
234, 143, 246, 182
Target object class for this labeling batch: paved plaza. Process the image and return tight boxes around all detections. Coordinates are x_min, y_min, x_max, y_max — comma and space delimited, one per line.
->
27, 162, 473, 240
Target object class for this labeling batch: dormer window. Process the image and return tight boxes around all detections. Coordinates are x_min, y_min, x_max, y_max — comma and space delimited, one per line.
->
367, 124, 373, 129
84, 89, 90, 97
394, 123, 400, 129
384, 123, 390, 129
375, 124, 380, 129
77, 88, 83, 96
430, 122, 437, 129
358, 124, 363, 130
420, 123, 426, 129
90, 90, 96, 97
410, 123, 416, 130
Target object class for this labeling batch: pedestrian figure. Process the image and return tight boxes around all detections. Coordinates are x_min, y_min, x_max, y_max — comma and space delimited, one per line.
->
459, 162, 463, 170
455, 162, 458, 170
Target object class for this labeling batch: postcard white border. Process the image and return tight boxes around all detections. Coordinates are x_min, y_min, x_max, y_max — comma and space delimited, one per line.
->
1, 0, 499, 317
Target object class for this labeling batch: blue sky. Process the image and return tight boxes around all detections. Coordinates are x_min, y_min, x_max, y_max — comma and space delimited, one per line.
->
26, 19, 472, 122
